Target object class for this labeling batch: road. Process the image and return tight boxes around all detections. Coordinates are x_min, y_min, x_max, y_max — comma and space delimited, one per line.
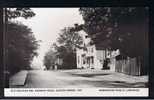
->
22, 69, 148, 88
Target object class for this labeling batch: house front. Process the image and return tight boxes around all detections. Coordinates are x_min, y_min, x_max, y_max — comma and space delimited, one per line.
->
76, 31, 118, 71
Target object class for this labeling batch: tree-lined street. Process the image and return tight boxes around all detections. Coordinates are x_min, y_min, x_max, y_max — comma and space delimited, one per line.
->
6, 8, 149, 89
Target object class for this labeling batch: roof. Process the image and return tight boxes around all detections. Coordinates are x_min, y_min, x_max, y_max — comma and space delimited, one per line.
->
95, 39, 111, 50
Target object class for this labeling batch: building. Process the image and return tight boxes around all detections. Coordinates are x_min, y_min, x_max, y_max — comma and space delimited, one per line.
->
48, 53, 63, 70
76, 31, 119, 71
76, 31, 147, 76
54, 56, 63, 70
76, 44, 104, 69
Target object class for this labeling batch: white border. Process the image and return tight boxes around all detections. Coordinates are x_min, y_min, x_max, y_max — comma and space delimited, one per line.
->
4, 88, 149, 97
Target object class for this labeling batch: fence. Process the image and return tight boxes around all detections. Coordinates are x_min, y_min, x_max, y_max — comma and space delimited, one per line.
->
115, 56, 141, 76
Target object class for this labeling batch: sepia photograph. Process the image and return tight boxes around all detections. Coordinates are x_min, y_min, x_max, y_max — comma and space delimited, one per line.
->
3, 7, 149, 96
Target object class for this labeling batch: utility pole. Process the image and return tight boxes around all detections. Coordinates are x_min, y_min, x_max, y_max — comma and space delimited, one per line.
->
3, 8, 9, 88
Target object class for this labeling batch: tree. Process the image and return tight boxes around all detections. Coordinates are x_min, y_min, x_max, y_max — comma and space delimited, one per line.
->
6, 8, 35, 20
79, 7, 149, 75
43, 49, 57, 70
52, 27, 83, 69
53, 44, 77, 69
57, 27, 83, 53
79, 7, 148, 58
7, 22, 39, 74
3, 8, 36, 75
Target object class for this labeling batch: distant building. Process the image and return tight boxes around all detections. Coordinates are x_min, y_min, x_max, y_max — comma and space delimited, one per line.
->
54, 56, 63, 70
48, 53, 63, 70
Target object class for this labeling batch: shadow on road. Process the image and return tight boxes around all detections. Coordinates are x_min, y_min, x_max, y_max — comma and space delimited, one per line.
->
71, 73, 110, 77
69, 72, 148, 88
69, 80, 147, 88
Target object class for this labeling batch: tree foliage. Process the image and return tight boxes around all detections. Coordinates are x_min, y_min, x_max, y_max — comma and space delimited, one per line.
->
7, 22, 39, 74
6, 8, 35, 19
79, 7, 149, 58
5, 8, 37, 74
50, 27, 83, 69
43, 49, 57, 70
57, 27, 83, 53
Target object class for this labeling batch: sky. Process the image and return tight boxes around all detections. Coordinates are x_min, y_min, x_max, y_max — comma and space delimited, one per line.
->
16, 8, 84, 69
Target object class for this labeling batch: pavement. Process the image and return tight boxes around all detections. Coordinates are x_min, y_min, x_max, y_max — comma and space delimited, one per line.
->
9, 70, 28, 87
9, 69, 148, 88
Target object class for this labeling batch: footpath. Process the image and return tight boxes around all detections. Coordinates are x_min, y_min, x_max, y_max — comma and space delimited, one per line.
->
9, 70, 28, 87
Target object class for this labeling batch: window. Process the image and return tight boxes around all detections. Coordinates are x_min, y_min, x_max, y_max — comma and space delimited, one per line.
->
91, 48, 93, 53
91, 57, 94, 64
78, 56, 80, 64
83, 59, 86, 64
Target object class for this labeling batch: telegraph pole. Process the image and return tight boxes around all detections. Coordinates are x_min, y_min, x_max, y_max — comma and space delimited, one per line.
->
3, 8, 9, 88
